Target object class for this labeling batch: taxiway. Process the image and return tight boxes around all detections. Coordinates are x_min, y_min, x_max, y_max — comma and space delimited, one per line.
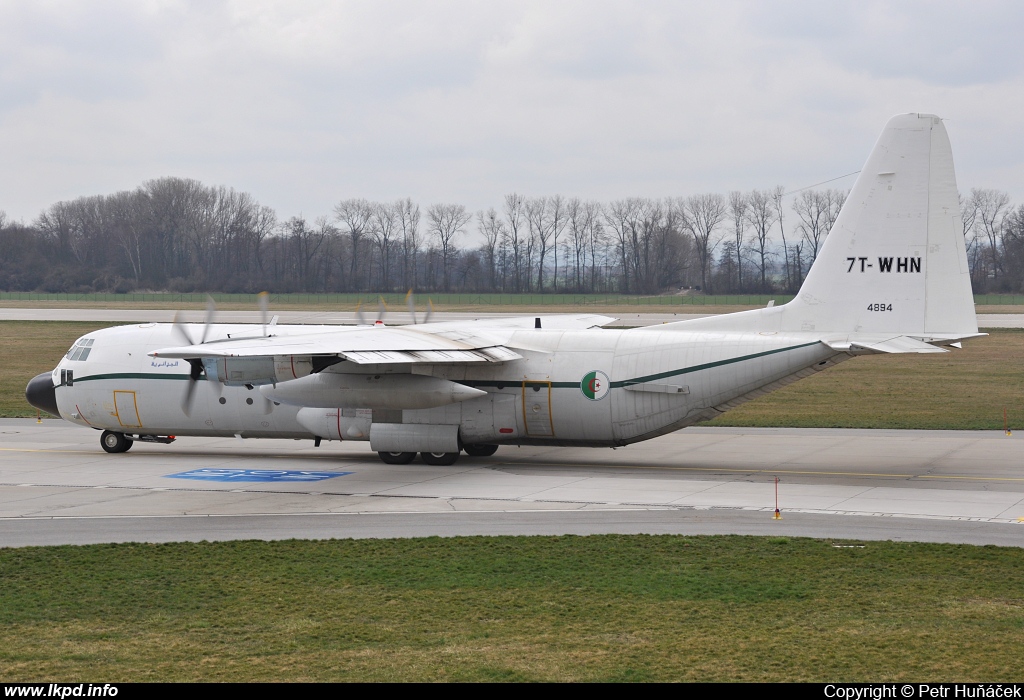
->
0, 419, 1020, 547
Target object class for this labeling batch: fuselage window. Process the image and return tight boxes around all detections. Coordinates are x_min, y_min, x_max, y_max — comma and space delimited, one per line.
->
65, 338, 95, 362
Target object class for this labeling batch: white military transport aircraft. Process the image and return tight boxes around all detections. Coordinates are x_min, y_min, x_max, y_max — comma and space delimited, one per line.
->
26, 113, 980, 465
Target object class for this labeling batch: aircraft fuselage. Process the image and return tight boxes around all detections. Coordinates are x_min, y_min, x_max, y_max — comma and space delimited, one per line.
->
40, 322, 839, 448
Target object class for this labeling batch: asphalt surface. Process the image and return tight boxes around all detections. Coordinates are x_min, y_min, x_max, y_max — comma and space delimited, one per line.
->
1, 420, 1021, 547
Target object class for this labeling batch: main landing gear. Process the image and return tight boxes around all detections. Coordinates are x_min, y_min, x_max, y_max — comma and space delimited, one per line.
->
420, 451, 459, 466
463, 444, 499, 457
375, 444, 500, 465
377, 451, 417, 465
100, 430, 133, 453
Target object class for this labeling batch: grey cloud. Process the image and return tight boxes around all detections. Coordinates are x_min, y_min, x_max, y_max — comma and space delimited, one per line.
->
752, 1, 1024, 86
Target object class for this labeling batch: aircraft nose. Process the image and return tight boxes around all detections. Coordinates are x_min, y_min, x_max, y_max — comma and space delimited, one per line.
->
25, 372, 60, 417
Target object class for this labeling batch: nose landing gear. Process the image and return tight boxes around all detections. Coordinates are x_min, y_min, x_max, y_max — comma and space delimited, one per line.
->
100, 430, 133, 453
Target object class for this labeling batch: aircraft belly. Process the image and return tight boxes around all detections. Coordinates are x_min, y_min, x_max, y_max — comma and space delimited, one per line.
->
608, 333, 830, 442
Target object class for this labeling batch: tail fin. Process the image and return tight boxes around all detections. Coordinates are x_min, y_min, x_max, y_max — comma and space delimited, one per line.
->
780, 113, 976, 336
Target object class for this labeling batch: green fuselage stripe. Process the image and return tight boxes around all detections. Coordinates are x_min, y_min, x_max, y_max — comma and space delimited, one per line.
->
73, 372, 190, 383
460, 341, 821, 390
609, 341, 820, 387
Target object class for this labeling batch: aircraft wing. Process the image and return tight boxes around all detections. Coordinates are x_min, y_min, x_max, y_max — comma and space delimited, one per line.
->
148, 314, 614, 365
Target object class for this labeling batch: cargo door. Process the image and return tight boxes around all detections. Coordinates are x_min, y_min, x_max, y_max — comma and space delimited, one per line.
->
113, 390, 142, 429
522, 380, 553, 437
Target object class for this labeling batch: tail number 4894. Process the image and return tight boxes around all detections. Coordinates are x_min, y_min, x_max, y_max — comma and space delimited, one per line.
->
867, 303, 892, 312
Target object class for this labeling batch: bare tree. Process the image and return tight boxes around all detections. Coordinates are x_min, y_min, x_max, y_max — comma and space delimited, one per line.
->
503, 193, 527, 292
394, 198, 420, 290
371, 202, 399, 291
548, 195, 567, 291
526, 197, 552, 292
792, 189, 838, 270
334, 198, 375, 291
728, 191, 748, 291
770, 186, 793, 291
604, 199, 642, 293
821, 189, 846, 248
745, 189, 777, 292
476, 208, 505, 292
585, 201, 606, 292
971, 188, 1011, 283
427, 203, 471, 291
681, 193, 727, 293
960, 191, 982, 280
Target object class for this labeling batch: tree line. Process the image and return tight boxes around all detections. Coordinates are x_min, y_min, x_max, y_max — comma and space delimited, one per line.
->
2, 177, 1023, 295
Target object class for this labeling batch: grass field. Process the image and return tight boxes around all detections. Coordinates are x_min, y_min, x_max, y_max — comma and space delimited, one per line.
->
4, 321, 1021, 430
708, 329, 1024, 430
1, 536, 1023, 681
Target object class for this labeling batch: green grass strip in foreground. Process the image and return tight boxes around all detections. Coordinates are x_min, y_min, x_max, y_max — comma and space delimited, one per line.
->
1, 535, 1023, 681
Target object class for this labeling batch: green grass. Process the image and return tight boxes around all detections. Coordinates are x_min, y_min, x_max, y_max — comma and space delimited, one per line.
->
1, 536, 1023, 681
708, 330, 1024, 430
0, 321, 122, 417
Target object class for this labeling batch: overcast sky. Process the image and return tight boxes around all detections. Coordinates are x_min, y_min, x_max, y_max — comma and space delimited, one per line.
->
2, 0, 1022, 226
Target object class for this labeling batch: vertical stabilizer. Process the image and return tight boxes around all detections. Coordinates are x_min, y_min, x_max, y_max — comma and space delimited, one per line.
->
780, 113, 976, 336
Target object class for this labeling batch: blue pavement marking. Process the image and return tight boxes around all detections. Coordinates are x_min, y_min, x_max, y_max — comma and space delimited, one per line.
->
165, 468, 352, 483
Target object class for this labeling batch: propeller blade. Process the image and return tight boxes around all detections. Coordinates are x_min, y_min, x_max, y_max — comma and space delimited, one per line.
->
406, 289, 417, 324
181, 359, 204, 417
258, 291, 270, 337
171, 311, 196, 346
376, 297, 387, 324
181, 382, 195, 417
424, 299, 434, 324
355, 301, 366, 326
198, 296, 217, 344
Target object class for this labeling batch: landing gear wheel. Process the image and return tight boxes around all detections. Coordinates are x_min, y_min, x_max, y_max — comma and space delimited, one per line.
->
378, 451, 416, 465
463, 444, 499, 457
100, 430, 133, 454
420, 451, 459, 466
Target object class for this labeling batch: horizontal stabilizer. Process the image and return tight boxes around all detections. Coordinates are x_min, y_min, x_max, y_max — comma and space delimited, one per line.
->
825, 335, 947, 354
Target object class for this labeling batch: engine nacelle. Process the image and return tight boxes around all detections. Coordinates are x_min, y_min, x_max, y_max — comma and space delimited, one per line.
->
202, 355, 313, 386
296, 407, 372, 441
260, 371, 487, 409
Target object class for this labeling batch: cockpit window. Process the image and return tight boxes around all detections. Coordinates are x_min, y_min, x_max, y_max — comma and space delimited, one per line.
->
65, 338, 94, 362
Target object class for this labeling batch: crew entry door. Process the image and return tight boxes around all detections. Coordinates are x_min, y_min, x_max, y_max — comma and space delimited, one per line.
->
113, 391, 142, 429
521, 381, 553, 437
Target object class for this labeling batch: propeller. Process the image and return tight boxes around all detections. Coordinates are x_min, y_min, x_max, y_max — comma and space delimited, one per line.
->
375, 297, 387, 325
175, 295, 218, 416
258, 291, 270, 337
405, 290, 434, 325
355, 300, 367, 326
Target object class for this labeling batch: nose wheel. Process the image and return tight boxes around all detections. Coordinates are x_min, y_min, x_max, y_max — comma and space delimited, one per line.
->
100, 430, 133, 454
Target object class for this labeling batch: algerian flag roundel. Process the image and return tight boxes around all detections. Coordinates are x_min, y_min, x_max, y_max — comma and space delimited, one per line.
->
581, 370, 610, 401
